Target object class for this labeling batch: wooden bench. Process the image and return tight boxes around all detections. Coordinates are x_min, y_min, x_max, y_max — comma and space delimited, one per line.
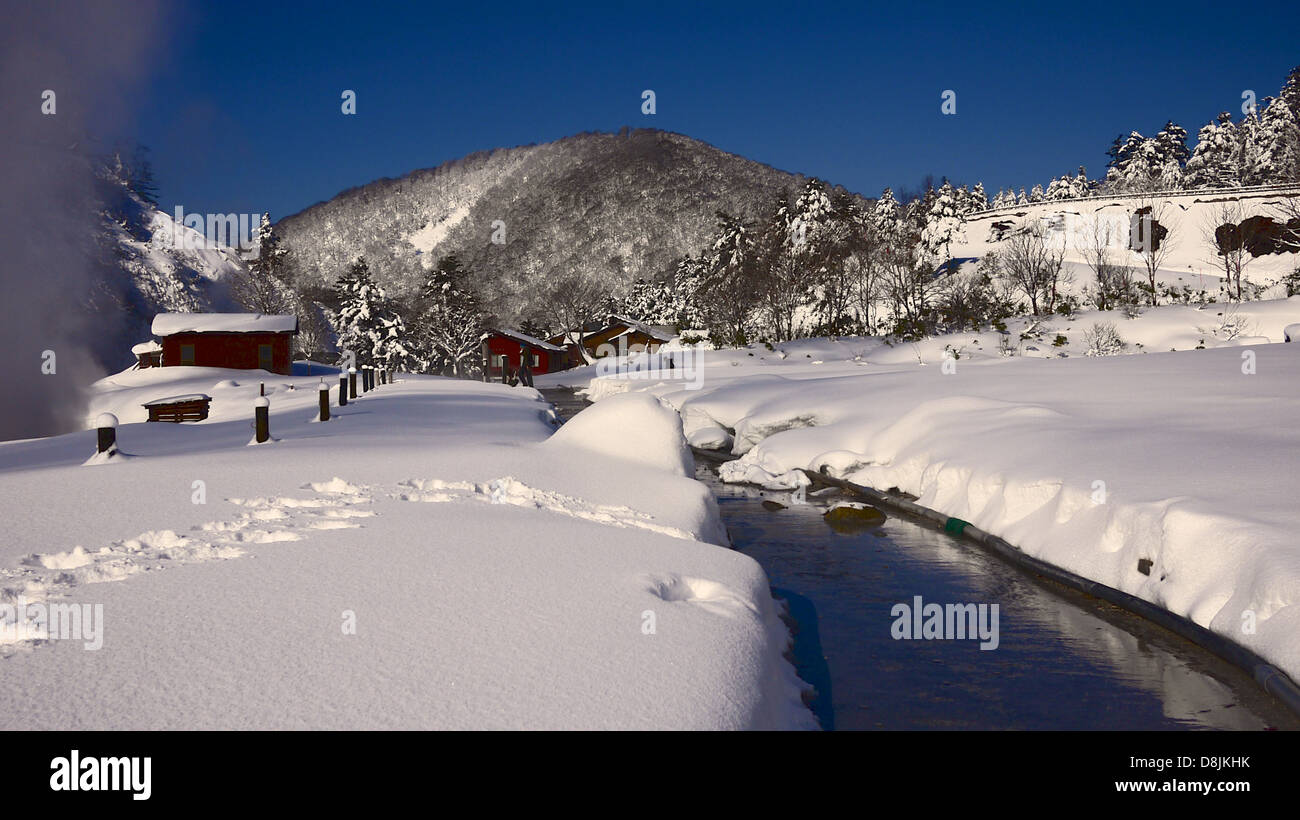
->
143, 394, 212, 423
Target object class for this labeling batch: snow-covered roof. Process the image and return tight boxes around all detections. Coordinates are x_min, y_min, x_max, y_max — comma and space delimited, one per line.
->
131, 340, 163, 355
605, 315, 675, 342
151, 313, 298, 336
142, 394, 212, 407
491, 328, 566, 352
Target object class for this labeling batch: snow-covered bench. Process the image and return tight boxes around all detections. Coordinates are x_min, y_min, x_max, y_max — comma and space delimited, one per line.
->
143, 394, 212, 423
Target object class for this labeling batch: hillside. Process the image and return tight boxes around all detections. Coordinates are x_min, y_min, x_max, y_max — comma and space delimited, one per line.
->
275, 129, 843, 320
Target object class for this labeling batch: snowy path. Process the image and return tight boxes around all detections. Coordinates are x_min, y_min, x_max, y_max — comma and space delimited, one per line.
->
0, 375, 814, 729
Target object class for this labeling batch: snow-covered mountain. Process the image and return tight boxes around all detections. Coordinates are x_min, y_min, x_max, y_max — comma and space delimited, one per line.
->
275, 129, 846, 319
91, 168, 249, 371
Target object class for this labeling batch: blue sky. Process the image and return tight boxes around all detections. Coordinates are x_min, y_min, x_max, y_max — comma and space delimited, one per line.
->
123, 0, 1299, 219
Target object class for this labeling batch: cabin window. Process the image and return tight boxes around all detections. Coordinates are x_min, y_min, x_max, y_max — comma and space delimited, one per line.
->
180, 344, 195, 366
258, 344, 273, 371
531, 354, 540, 367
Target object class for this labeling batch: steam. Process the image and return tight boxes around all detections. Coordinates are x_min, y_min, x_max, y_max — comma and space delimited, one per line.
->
0, 0, 166, 440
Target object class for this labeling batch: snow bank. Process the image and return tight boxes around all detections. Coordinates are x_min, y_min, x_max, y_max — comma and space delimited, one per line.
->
544, 392, 693, 478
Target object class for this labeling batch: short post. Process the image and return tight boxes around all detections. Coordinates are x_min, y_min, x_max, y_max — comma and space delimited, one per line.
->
95, 413, 118, 455
348, 366, 357, 399
482, 341, 491, 383
318, 379, 330, 422
379, 368, 387, 386
364, 365, 372, 392
260, 382, 265, 397
339, 372, 348, 406
254, 397, 270, 443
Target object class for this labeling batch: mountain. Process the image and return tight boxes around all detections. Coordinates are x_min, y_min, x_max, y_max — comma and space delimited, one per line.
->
92, 168, 249, 370
275, 129, 851, 321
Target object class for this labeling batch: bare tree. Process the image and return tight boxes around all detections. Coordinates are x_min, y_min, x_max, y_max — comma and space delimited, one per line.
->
999, 222, 1068, 316
1073, 214, 1133, 310
1131, 198, 1174, 305
547, 272, 606, 363
1202, 200, 1260, 301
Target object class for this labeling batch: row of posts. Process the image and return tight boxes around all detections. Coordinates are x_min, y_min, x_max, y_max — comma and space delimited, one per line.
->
94, 365, 393, 456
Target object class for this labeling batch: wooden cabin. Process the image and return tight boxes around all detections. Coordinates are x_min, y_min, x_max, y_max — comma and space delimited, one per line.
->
548, 315, 675, 367
150, 313, 298, 375
482, 329, 567, 379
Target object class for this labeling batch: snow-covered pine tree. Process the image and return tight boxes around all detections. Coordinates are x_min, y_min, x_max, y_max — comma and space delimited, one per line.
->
418, 255, 486, 376
1256, 80, 1300, 183
1237, 107, 1269, 185
1029, 184, 1045, 203
1044, 176, 1071, 201
333, 257, 413, 371
921, 180, 964, 262
969, 182, 989, 212
1186, 112, 1241, 189
1017, 188, 1029, 205
1153, 121, 1190, 189
234, 213, 298, 315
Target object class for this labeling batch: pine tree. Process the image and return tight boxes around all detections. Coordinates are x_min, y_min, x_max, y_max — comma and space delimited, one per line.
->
1029, 184, 1045, 203
922, 180, 964, 262
1237, 107, 1268, 185
333, 257, 413, 370
1152, 121, 1190, 189
1257, 82, 1300, 183
969, 182, 989, 212
234, 213, 298, 316
1186, 112, 1241, 189
418, 255, 485, 376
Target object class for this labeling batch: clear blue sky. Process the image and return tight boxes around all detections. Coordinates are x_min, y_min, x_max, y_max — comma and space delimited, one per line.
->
124, 0, 1299, 219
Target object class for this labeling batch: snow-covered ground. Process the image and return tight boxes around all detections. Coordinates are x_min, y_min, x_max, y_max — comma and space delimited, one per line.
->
0, 371, 814, 729
540, 296, 1300, 685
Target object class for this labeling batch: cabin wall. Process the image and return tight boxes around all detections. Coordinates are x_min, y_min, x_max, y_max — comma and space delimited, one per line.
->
161, 332, 293, 375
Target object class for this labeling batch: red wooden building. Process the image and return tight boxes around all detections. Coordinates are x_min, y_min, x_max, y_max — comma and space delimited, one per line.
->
150, 313, 298, 375
481, 329, 567, 379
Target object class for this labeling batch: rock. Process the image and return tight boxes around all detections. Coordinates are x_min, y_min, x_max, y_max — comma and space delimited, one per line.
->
823, 503, 886, 531
761, 500, 786, 511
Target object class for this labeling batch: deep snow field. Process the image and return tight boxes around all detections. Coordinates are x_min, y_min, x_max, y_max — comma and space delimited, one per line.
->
0, 369, 814, 729
539, 295, 1300, 687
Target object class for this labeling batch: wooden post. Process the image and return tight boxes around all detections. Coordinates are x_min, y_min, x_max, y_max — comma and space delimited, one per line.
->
95, 413, 118, 455
339, 372, 348, 406
482, 341, 491, 382
318, 380, 330, 422
260, 382, 265, 397
254, 397, 270, 443
348, 367, 357, 399
379, 368, 386, 386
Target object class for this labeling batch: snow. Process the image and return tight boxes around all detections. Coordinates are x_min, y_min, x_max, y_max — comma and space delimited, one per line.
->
0, 372, 813, 729
544, 392, 696, 480
130, 341, 162, 355
548, 297, 1300, 685
151, 313, 298, 336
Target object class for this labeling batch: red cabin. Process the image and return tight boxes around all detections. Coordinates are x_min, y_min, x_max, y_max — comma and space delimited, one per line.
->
482, 329, 567, 378
150, 313, 298, 375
